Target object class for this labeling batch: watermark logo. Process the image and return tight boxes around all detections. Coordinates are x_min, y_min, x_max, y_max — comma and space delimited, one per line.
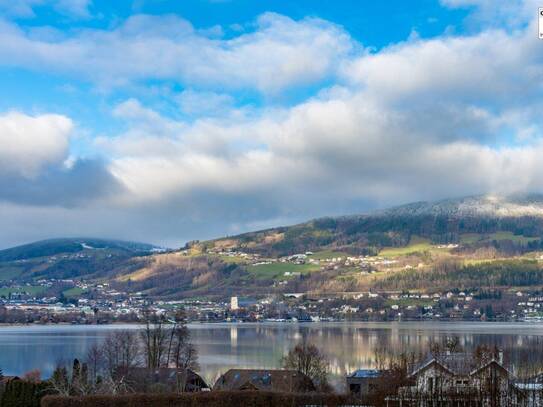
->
540, 8, 543, 38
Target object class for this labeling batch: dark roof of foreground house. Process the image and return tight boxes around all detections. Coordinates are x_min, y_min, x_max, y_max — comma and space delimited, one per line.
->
213, 369, 316, 393
0, 376, 20, 385
115, 367, 209, 392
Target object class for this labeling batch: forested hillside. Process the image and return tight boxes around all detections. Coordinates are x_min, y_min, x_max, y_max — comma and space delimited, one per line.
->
207, 195, 543, 257
5, 195, 543, 299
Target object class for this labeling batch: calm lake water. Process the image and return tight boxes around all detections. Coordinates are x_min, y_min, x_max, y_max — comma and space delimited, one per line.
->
2, 322, 543, 389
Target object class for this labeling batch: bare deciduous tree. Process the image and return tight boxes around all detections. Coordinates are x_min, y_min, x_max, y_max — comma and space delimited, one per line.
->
103, 330, 140, 376
49, 312, 201, 397
282, 339, 330, 392
140, 313, 170, 369
85, 344, 104, 384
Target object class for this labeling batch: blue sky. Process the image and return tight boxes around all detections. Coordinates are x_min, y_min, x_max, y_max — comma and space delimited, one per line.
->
0, 0, 542, 248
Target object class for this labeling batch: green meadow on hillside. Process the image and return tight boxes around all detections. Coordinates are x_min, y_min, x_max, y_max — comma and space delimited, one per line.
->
62, 287, 87, 298
0, 285, 46, 298
307, 250, 348, 260
248, 262, 320, 280
379, 236, 437, 257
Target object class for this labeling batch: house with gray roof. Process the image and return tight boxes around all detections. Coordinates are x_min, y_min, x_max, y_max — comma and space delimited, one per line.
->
213, 369, 315, 393
114, 367, 209, 393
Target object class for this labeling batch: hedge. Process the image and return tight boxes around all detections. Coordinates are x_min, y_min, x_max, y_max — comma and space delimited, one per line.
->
40, 391, 359, 407
2, 380, 52, 407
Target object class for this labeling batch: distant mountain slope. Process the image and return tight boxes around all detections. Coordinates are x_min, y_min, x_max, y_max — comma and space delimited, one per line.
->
377, 194, 543, 218
5, 195, 543, 298
206, 194, 543, 256
0, 238, 162, 262
0, 238, 166, 282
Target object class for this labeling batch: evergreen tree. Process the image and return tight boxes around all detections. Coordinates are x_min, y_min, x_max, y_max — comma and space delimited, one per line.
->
72, 358, 81, 385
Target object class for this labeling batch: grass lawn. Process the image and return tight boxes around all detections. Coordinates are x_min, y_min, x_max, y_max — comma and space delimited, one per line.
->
0, 285, 46, 297
63, 287, 86, 298
380, 239, 433, 258
385, 298, 434, 307
217, 254, 249, 264
460, 234, 482, 244
380, 232, 540, 259
378, 235, 454, 258
249, 262, 320, 280
308, 250, 348, 260
0, 266, 23, 281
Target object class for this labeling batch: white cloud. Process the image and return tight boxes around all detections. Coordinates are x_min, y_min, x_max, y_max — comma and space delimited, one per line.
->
0, 111, 73, 178
440, 0, 538, 29
0, 12, 353, 93
94, 7, 543, 213
341, 28, 542, 104
176, 89, 234, 116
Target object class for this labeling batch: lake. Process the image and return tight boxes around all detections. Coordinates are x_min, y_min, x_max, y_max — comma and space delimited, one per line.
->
2, 321, 543, 389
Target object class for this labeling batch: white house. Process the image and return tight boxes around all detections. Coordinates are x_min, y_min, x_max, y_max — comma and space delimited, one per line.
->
387, 352, 526, 406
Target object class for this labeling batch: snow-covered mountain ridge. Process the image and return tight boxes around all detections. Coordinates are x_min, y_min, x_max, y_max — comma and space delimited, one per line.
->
378, 194, 543, 218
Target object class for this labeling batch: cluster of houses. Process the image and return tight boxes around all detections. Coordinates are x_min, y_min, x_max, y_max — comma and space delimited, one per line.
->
208, 246, 402, 275
83, 352, 543, 405
5, 280, 543, 324
347, 351, 543, 406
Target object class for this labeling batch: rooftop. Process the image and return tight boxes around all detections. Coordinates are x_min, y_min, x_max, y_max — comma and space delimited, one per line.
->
348, 369, 381, 378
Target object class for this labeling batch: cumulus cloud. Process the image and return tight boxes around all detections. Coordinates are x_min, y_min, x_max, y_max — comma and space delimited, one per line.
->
341, 28, 542, 105
0, 112, 73, 178
0, 12, 353, 93
0, 110, 121, 212
96, 6, 543, 217
0, 159, 122, 207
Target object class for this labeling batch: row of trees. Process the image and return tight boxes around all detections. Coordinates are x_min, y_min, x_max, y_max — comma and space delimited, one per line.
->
49, 312, 199, 396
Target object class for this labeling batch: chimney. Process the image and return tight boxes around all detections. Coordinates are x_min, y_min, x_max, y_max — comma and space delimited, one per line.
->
498, 350, 504, 365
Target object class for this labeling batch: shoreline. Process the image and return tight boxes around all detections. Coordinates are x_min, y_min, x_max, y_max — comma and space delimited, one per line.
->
1, 319, 543, 329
